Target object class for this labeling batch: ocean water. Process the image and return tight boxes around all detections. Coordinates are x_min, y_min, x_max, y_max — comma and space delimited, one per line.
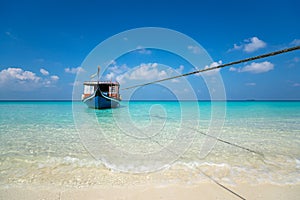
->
0, 101, 300, 187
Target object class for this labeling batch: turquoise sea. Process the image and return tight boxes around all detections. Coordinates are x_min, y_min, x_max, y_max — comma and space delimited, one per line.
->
0, 101, 300, 187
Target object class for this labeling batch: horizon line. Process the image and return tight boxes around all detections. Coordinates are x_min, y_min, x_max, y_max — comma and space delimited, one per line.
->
1, 99, 300, 102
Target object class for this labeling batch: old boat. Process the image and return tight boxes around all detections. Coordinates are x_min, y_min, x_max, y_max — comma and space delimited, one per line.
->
82, 81, 121, 109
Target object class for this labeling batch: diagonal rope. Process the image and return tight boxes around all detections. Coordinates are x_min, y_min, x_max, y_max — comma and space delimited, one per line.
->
199, 169, 246, 200
186, 126, 264, 158
148, 132, 247, 200
117, 46, 300, 199
122, 45, 300, 90
127, 116, 247, 199
143, 133, 247, 200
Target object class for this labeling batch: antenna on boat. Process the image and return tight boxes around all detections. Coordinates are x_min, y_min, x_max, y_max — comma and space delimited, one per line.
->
90, 67, 99, 80
97, 65, 101, 84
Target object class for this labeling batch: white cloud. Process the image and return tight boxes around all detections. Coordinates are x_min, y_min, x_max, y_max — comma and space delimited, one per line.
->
188, 45, 201, 54
115, 74, 126, 84
65, 67, 85, 74
290, 39, 300, 46
0, 67, 59, 90
230, 61, 274, 74
246, 82, 256, 86
50, 75, 59, 81
232, 43, 243, 51
240, 61, 274, 73
195, 61, 222, 76
171, 79, 180, 83
127, 63, 166, 80
40, 68, 49, 76
136, 46, 152, 54
293, 83, 300, 87
175, 65, 184, 74
5, 31, 18, 40
105, 72, 115, 80
107, 63, 129, 74
229, 67, 237, 72
108, 60, 116, 66
138, 48, 152, 55
116, 63, 168, 84
244, 37, 266, 52
229, 37, 266, 53
0, 67, 40, 83
103, 62, 130, 81
170, 65, 184, 83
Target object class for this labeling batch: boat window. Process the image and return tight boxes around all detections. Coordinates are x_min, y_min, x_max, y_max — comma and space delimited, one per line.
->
84, 85, 94, 94
110, 86, 116, 94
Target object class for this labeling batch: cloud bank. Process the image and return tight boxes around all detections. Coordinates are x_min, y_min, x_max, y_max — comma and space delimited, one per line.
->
0, 67, 59, 90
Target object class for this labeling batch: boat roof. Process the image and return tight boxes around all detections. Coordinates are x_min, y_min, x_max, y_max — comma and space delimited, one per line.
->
83, 81, 120, 86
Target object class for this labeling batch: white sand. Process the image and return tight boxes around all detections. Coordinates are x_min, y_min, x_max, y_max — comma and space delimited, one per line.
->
1, 183, 299, 200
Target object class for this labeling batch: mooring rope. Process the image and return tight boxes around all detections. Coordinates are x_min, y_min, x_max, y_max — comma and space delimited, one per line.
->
149, 115, 263, 157
132, 115, 247, 199
122, 45, 300, 90
118, 45, 300, 199
143, 130, 247, 200
186, 126, 264, 158
198, 169, 246, 200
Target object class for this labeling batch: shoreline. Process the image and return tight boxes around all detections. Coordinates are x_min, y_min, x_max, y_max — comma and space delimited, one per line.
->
1, 183, 299, 200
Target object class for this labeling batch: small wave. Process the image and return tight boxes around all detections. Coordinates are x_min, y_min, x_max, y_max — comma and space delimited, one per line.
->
36, 156, 105, 169
168, 160, 300, 185
2, 155, 300, 186
295, 158, 300, 169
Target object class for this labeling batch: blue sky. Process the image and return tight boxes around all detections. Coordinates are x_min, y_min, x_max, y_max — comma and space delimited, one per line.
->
0, 0, 299, 100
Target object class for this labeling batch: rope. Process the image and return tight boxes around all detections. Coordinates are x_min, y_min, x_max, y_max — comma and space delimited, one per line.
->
122, 45, 300, 90
111, 115, 247, 198
199, 169, 246, 200
116, 46, 300, 199
186, 126, 264, 158
152, 135, 247, 200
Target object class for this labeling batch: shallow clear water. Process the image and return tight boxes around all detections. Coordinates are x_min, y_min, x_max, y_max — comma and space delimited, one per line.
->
0, 101, 299, 187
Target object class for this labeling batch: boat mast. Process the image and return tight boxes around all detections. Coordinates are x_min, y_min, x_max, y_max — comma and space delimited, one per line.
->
97, 66, 100, 84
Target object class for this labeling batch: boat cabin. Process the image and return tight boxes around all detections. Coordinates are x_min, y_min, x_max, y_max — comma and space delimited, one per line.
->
82, 81, 120, 100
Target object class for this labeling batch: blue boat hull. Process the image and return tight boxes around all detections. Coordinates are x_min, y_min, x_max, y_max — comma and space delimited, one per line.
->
82, 91, 120, 109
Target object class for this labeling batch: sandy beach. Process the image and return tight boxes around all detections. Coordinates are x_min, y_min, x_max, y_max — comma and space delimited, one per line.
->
1, 183, 299, 200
